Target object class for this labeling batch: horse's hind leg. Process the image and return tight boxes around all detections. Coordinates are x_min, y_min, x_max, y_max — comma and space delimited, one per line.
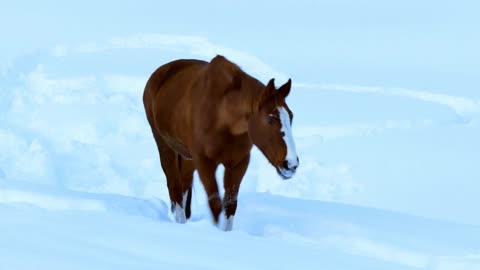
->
153, 132, 186, 223
143, 93, 186, 223
178, 158, 195, 219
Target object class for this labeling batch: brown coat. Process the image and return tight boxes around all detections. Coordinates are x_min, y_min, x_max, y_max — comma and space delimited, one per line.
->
143, 55, 298, 230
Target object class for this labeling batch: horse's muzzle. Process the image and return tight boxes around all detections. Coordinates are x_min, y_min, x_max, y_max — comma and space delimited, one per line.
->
277, 158, 299, 180
277, 168, 295, 180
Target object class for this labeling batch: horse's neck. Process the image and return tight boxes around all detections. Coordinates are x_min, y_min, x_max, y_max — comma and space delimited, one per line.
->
229, 115, 249, 135
216, 83, 262, 135
242, 78, 265, 114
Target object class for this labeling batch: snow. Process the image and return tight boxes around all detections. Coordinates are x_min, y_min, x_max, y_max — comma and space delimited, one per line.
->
1, 51, 479, 269
1, 46, 479, 269
1, 2, 480, 268
1, 180, 480, 270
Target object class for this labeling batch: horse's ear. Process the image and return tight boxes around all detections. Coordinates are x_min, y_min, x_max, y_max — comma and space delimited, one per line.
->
261, 78, 275, 100
277, 78, 291, 98
266, 78, 275, 90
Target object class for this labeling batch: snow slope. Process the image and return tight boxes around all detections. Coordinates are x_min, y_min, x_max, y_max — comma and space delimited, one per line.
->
1, 180, 480, 270
1, 44, 479, 269
1, 47, 479, 269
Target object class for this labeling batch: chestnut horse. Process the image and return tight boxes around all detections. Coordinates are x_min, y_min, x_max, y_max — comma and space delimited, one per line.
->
143, 55, 299, 230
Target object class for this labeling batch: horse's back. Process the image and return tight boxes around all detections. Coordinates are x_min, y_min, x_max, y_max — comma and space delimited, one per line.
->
144, 58, 207, 114
144, 59, 206, 96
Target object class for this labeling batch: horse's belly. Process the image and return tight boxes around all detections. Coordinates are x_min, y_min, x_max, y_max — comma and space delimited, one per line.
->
204, 134, 252, 167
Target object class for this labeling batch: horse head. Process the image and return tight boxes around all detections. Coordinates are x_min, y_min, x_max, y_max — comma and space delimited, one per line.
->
248, 78, 299, 179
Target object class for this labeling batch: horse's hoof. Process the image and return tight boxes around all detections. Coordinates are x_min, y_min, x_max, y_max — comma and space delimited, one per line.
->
216, 215, 234, 231
223, 215, 234, 231
173, 203, 187, 224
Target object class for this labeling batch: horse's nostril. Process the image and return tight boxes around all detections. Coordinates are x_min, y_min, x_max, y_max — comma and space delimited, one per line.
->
283, 160, 298, 171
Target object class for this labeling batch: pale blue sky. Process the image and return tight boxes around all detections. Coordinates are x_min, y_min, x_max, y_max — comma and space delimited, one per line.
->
1, 1, 479, 225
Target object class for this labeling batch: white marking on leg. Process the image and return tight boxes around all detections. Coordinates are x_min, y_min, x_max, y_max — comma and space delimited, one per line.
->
173, 203, 186, 224
224, 215, 234, 231
182, 191, 188, 209
278, 107, 298, 168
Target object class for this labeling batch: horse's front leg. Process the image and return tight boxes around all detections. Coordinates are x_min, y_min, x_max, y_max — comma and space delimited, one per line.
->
194, 155, 223, 224
222, 154, 250, 231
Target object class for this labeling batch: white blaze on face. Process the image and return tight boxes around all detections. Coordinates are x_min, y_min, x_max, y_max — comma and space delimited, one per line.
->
278, 107, 298, 168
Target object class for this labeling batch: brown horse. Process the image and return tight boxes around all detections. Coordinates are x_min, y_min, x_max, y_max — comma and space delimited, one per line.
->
143, 55, 299, 230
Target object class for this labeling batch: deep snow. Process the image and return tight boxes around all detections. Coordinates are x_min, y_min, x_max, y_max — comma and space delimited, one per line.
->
1, 179, 480, 270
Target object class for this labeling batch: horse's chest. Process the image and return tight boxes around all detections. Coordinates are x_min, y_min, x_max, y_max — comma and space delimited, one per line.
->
205, 133, 252, 167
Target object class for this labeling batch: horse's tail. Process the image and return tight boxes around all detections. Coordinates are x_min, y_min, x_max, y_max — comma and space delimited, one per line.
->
185, 185, 193, 219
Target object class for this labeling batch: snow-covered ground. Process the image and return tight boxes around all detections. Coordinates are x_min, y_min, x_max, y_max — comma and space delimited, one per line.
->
2, 179, 480, 270
2, 43, 479, 269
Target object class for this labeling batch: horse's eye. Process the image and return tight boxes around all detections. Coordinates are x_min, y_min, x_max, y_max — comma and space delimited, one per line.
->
268, 115, 276, 125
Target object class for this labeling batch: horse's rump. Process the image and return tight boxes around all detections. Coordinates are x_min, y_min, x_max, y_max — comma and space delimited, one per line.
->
144, 59, 209, 156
